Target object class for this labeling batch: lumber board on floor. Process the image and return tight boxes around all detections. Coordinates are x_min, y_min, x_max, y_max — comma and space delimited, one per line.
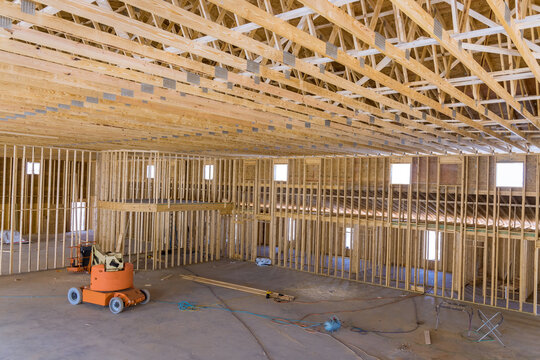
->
180, 274, 295, 302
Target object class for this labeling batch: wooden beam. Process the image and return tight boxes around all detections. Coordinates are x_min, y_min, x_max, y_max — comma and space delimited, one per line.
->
298, 0, 535, 149
386, 0, 540, 138
98, 200, 234, 214
486, 0, 540, 85
0, 45, 409, 155
204, 0, 521, 151
0, 0, 464, 154
26, 0, 493, 152
180, 274, 295, 301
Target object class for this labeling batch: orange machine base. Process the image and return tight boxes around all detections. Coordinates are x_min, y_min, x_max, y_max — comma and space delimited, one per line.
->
81, 287, 146, 307
90, 263, 134, 292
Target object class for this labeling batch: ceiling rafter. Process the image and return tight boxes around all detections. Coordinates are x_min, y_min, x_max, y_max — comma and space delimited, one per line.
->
204, 0, 511, 150
298, 0, 534, 151
0, 7, 449, 155
0, 0, 537, 156
486, 0, 540, 85
1, 0, 469, 153
387, 0, 540, 138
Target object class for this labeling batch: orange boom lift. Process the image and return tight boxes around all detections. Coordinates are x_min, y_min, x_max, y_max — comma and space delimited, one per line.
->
67, 245, 150, 314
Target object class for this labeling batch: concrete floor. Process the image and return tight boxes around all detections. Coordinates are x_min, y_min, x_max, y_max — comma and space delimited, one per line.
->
1, 261, 539, 360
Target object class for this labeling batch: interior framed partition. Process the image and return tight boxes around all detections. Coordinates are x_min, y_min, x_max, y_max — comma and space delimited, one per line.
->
0, 145, 95, 275
2, 146, 539, 316
95, 150, 235, 270
228, 154, 540, 315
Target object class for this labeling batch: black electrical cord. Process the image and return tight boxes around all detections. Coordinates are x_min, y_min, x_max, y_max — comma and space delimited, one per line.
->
179, 267, 420, 359
349, 296, 421, 335
181, 267, 274, 360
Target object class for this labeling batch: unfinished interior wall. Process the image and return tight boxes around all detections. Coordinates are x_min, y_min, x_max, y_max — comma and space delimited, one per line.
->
2, 146, 539, 316
229, 155, 540, 315
0, 145, 95, 275
96, 151, 234, 270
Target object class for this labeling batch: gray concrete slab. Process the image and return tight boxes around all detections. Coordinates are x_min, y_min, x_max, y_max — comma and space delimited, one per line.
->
1, 260, 539, 360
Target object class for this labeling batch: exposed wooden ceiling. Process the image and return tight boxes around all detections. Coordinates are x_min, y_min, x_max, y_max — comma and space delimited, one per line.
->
0, 0, 539, 156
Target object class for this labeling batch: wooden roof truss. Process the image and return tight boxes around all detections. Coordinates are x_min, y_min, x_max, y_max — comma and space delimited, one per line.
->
0, 0, 539, 156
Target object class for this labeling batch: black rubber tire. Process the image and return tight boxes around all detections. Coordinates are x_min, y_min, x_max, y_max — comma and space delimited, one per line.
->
140, 289, 150, 304
109, 296, 124, 314
67, 287, 82, 305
